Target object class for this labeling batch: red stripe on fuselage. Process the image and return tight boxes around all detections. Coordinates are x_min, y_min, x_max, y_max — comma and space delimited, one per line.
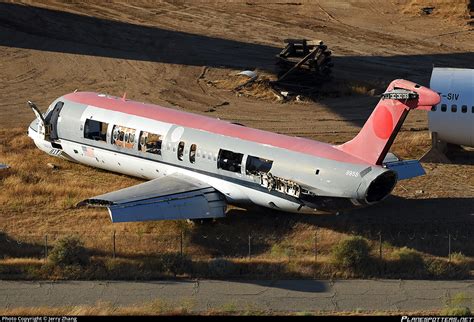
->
64, 92, 367, 164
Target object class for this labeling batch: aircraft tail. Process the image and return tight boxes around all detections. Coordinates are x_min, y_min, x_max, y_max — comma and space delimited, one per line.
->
337, 79, 440, 165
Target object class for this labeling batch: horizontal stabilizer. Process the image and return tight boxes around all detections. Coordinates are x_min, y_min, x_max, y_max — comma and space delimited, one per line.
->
77, 174, 227, 222
383, 160, 425, 180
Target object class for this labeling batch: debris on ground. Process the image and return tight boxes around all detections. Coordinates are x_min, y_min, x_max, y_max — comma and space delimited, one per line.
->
421, 7, 435, 15
275, 39, 333, 85
47, 163, 59, 170
0, 163, 10, 178
237, 70, 258, 80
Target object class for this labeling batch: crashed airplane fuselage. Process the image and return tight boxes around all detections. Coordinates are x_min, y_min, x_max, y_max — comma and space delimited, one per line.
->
27, 79, 440, 222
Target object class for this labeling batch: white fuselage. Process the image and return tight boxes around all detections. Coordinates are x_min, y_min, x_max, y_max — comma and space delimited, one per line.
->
28, 118, 313, 214
27, 91, 403, 216
429, 67, 474, 147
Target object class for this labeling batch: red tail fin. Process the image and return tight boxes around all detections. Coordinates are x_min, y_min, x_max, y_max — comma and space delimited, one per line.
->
337, 79, 440, 165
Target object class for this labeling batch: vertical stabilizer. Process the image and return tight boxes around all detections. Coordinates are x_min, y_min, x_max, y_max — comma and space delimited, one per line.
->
336, 79, 440, 165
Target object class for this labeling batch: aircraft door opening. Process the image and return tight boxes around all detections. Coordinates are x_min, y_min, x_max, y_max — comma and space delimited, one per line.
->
46, 101, 64, 140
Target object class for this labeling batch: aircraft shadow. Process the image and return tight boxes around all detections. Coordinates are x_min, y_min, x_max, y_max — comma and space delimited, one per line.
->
445, 146, 474, 165
1, 3, 473, 117
189, 195, 474, 258
0, 232, 46, 258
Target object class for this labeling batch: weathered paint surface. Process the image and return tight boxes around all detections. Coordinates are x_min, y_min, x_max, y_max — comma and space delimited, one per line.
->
28, 79, 439, 218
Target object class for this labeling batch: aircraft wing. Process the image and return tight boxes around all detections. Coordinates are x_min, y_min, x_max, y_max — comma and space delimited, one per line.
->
77, 173, 227, 222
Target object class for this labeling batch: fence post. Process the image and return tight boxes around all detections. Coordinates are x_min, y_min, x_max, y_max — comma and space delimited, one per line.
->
248, 234, 251, 258
180, 230, 184, 256
379, 231, 382, 260
314, 229, 318, 262
448, 233, 451, 262
113, 230, 116, 259
44, 235, 48, 260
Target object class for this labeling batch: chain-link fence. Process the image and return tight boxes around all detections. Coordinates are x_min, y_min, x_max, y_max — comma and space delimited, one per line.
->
1, 228, 473, 262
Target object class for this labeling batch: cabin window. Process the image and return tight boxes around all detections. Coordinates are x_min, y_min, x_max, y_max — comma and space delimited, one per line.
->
461, 105, 467, 113
139, 131, 162, 155
451, 104, 457, 113
441, 104, 447, 112
217, 149, 243, 173
112, 125, 136, 148
189, 144, 197, 163
177, 141, 185, 161
431, 105, 437, 111
245, 155, 273, 175
84, 119, 108, 141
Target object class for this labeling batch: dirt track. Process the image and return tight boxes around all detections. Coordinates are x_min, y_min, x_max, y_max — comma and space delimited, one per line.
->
0, 1, 473, 250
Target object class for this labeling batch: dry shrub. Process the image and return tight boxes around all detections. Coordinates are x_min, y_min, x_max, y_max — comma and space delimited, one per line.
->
386, 247, 425, 277
209, 72, 281, 102
49, 235, 89, 267
425, 258, 470, 279
441, 292, 472, 316
331, 236, 371, 272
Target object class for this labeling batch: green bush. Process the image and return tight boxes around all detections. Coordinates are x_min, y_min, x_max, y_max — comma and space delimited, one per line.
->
48, 235, 89, 267
393, 247, 424, 273
393, 247, 423, 263
441, 307, 471, 316
382, 247, 425, 278
441, 292, 472, 316
270, 244, 292, 258
331, 236, 370, 270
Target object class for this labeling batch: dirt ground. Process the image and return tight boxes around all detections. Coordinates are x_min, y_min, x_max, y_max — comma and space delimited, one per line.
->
0, 1, 473, 258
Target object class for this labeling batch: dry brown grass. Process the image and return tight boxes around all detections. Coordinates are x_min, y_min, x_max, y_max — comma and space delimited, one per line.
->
1, 127, 473, 280
401, 0, 471, 23
0, 128, 184, 237
208, 71, 283, 102
0, 301, 443, 316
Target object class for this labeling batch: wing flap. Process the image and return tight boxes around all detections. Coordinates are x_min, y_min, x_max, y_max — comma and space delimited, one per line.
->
77, 174, 227, 222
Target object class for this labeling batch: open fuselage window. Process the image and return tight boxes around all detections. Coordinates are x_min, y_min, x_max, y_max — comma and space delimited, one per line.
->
217, 149, 243, 173
139, 131, 162, 155
177, 141, 185, 161
246, 155, 273, 175
112, 125, 136, 149
189, 144, 197, 163
84, 119, 108, 142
